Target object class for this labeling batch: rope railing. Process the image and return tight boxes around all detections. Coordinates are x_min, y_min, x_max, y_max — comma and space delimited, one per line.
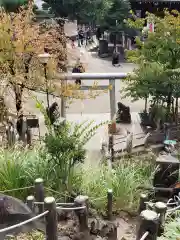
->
144, 201, 178, 207
0, 211, 49, 233
0, 185, 107, 203
2, 179, 179, 240
139, 231, 149, 240
0, 186, 34, 193
33, 201, 75, 206
144, 193, 180, 209
56, 202, 74, 206
167, 204, 180, 212
138, 192, 180, 240
0, 180, 112, 240
56, 206, 86, 211
44, 187, 74, 199
90, 195, 107, 201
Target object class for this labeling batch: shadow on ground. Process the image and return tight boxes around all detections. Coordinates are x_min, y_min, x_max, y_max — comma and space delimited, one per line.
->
89, 51, 126, 64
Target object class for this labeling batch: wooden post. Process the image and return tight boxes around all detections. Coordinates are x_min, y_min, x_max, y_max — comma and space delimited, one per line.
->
127, 38, 132, 50
44, 197, 58, 240
6, 126, 11, 147
122, 32, 125, 48
144, 133, 151, 148
109, 79, 116, 121
111, 147, 114, 163
6, 126, 15, 147
138, 193, 148, 214
126, 131, 133, 154
11, 126, 16, 145
21, 117, 27, 144
26, 195, 35, 212
109, 135, 113, 152
26, 127, 32, 146
109, 135, 114, 162
74, 195, 89, 235
107, 189, 113, 220
35, 178, 44, 213
136, 210, 158, 240
154, 202, 167, 236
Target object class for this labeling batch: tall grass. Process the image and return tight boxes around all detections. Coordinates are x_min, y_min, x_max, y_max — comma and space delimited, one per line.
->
0, 147, 155, 212
0, 147, 40, 199
75, 155, 155, 213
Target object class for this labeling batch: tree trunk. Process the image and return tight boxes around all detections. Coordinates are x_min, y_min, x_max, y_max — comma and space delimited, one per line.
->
172, 98, 175, 121
175, 97, 179, 125
144, 97, 147, 113
166, 90, 172, 121
14, 85, 24, 114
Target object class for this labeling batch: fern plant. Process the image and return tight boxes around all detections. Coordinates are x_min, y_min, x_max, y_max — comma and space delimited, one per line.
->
34, 96, 109, 196
43, 119, 109, 196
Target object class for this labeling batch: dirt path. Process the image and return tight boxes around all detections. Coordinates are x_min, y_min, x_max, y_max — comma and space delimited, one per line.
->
116, 217, 136, 240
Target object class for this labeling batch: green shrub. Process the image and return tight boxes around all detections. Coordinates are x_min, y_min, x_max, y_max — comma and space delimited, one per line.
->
43, 119, 107, 194
0, 147, 40, 199
0, 147, 155, 212
159, 216, 180, 240
73, 154, 155, 213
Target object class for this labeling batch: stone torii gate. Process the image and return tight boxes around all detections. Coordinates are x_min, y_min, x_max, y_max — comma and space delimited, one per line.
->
58, 72, 128, 120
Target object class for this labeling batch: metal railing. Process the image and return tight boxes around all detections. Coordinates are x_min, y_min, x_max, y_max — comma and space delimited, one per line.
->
57, 72, 128, 120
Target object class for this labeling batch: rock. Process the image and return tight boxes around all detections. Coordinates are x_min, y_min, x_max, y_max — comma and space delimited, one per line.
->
89, 208, 98, 218
57, 209, 69, 221
94, 236, 107, 240
89, 218, 117, 240
58, 236, 71, 240
4, 234, 14, 239
0, 194, 45, 237
58, 220, 78, 239
116, 102, 131, 124
72, 232, 87, 240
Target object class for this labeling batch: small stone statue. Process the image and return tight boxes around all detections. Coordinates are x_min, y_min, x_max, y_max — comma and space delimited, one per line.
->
116, 102, 131, 123
46, 102, 60, 125
112, 51, 120, 67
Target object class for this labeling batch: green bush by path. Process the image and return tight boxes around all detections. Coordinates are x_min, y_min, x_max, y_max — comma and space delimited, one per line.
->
0, 147, 40, 199
0, 146, 155, 213
75, 155, 155, 213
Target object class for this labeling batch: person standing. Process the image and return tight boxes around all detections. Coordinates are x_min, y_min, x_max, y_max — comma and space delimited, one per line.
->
72, 58, 85, 85
78, 28, 84, 46
85, 27, 91, 46
71, 39, 75, 49
96, 27, 101, 40
112, 49, 120, 67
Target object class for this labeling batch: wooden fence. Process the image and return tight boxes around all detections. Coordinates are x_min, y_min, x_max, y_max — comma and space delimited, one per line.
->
0, 178, 179, 240
106, 124, 180, 160
0, 178, 113, 240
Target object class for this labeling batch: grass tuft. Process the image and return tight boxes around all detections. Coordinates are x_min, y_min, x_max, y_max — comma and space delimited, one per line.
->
0, 147, 155, 213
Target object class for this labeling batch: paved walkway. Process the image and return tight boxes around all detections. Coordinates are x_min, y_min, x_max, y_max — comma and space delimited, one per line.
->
67, 45, 144, 114
5, 44, 145, 154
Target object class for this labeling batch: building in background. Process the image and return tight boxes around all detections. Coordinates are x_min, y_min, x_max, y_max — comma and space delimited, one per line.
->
130, 0, 180, 18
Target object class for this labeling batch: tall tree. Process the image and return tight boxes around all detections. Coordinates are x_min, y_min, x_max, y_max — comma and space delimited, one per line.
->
124, 10, 180, 121
0, 2, 68, 114
0, 0, 28, 12
0, 2, 107, 115
42, 0, 112, 24
102, 0, 130, 31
